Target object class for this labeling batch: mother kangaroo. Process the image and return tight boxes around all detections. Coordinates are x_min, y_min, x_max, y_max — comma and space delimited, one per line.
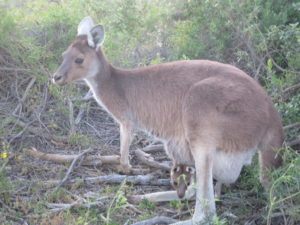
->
52, 17, 283, 224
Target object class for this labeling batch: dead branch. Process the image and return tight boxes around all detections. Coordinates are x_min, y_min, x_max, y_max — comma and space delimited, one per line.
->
68, 99, 76, 136
7, 117, 68, 143
0, 66, 29, 71
288, 138, 300, 147
27, 147, 120, 166
142, 144, 165, 153
13, 76, 36, 115
57, 148, 92, 188
44, 174, 170, 187
45, 196, 109, 213
283, 83, 300, 95
284, 122, 300, 131
128, 186, 196, 204
131, 216, 178, 225
134, 149, 171, 170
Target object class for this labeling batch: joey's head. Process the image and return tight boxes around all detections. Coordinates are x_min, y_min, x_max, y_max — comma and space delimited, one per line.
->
171, 164, 195, 199
52, 17, 105, 85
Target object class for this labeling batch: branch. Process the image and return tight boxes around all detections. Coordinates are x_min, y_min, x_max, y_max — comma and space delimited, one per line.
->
0, 66, 29, 72
284, 122, 300, 131
288, 138, 300, 147
131, 216, 178, 225
283, 83, 300, 94
44, 174, 170, 187
45, 196, 109, 213
57, 148, 92, 188
27, 147, 120, 166
142, 144, 165, 153
134, 149, 171, 170
6, 118, 68, 143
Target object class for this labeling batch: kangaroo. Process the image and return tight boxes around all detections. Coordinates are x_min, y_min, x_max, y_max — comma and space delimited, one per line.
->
52, 17, 283, 224
171, 164, 223, 199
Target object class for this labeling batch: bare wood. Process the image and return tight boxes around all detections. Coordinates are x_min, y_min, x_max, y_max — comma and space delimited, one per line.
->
142, 144, 165, 153
44, 174, 170, 187
46, 196, 109, 213
0, 66, 29, 72
28, 147, 120, 165
283, 83, 300, 95
57, 148, 92, 188
288, 138, 300, 147
68, 99, 76, 135
131, 216, 178, 225
134, 149, 171, 170
284, 122, 300, 131
7, 118, 68, 143
128, 187, 196, 204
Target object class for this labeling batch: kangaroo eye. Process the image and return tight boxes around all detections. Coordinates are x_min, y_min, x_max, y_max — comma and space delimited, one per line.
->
75, 58, 84, 64
173, 181, 178, 186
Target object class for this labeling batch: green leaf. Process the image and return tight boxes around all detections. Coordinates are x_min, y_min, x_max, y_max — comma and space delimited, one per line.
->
267, 59, 273, 72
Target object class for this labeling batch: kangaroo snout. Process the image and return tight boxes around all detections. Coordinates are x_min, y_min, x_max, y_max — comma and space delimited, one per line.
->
52, 73, 66, 85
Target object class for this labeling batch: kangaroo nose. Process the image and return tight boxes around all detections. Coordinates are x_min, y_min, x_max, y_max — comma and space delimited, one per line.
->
53, 74, 63, 82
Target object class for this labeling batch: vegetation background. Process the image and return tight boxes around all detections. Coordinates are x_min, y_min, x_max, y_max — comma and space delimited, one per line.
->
0, 0, 299, 224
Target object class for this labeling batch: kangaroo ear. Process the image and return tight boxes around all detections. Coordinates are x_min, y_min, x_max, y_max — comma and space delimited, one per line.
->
186, 166, 195, 174
77, 17, 95, 48
90, 25, 105, 50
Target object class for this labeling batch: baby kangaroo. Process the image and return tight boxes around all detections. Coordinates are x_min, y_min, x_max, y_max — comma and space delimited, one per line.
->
171, 164, 223, 199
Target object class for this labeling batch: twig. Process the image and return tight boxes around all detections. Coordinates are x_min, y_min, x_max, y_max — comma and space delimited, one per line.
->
13, 77, 36, 115
6, 117, 68, 143
131, 216, 178, 225
68, 99, 76, 135
56, 148, 92, 188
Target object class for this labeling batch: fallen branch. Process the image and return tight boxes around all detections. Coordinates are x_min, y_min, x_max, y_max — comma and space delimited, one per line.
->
131, 216, 178, 225
142, 144, 165, 153
6, 118, 68, 143
45, 196, 109, 213
128, 187, 196, 204
134, 149, 171, 170
44, 174, 170, 187
0, 66, 29, 72
28, 147, 120, 166
283, 83, 300, 95
288, 138, 300, 147
57, 148, 92, 188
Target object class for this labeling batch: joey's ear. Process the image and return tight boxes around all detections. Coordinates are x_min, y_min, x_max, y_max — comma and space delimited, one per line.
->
90, 25, 105, 50
77, 17, 95, 48
186, 166, 195, 174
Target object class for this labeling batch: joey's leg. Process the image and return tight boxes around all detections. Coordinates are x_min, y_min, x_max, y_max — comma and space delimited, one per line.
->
119, 123, 133, 173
